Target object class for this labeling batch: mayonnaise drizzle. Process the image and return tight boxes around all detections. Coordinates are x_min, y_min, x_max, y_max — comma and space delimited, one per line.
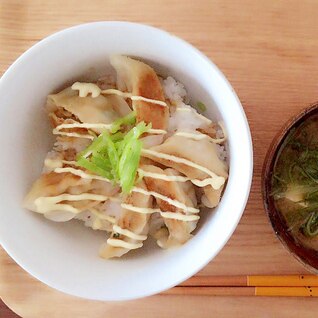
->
160, 212, 200, 221
103, 89, 167, 107
148, 129, 167, 135
35, 194, 112, 214
36, 194, 200, 223
55, 122, 112, 131
106, 238, 143, 249
54, 122, 166, 139
61, 160, 79, 166
71, 82, 167, 107
113, 225, 147, 241
72, 82, 101, 97
39, 202, 79, 214
132, 187, 199, 213
43, 166, 203, 220
121, 204, 161, 214
138, 169, 190, 182
175, 131, 225, 144
54, 167, 111, 182
121, 203, 197, 221
191, 178, 223, 187
141, 149, 225, 190
121, 204, 198, 221
52, 129, 94, 140
137, 169, 222, 188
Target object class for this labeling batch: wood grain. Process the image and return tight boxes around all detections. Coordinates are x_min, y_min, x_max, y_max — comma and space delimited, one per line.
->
1, 246, 318, 318
180, 275, 318, 287
167, 286, 318, 297
1, 0, 318, 317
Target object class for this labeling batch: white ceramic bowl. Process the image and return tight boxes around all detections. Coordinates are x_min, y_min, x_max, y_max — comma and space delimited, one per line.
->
0, 22, 252, 301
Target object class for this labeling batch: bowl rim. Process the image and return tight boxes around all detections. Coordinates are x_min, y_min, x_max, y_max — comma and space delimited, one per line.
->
262, 102, 318, 273
0, 21, 253, 301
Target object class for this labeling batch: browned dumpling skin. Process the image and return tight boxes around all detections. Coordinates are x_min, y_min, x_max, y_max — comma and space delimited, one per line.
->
23, 171, 119, 222
142, 165, 198, 248
142, 135, 228, 208
202, 185, 224, 208
48, 87, 129, 126
143, 135, 228, 179
110, 55, 169, 130
99, 180, 153, 258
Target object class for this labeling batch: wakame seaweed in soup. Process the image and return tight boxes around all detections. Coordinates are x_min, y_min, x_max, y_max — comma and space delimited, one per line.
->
272, 113, 318, 250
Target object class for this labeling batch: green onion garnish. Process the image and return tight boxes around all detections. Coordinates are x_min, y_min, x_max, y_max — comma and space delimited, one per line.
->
77, 156, 113, 179
119, 139, 142, 193
110, 111, 136, 134
76, 116, 150, 193
303, 211, 318, 237
196, 101, 207, 112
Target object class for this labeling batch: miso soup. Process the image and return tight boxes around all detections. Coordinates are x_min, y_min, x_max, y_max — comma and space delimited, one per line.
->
272, 113, 318, 250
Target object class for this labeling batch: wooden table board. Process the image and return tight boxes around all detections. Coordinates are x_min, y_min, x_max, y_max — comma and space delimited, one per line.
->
1, 0, 318, 317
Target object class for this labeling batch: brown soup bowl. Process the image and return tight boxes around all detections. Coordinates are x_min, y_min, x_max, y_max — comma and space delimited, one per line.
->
263, 102, 318, 273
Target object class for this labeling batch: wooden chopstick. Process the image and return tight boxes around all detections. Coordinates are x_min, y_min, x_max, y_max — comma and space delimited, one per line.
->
164, 286, 318, 297
165, 287, 254, 296
180, 275, 318, 287
169, 275, 318, 297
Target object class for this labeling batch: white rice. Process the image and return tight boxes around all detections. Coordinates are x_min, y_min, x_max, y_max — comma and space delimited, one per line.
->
162, 76, 187, 103
162, 76, 227, 162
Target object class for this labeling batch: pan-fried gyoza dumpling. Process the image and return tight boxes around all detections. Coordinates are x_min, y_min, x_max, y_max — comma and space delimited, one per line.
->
23, 170, 119, 222
142, 165, 198, 248
48, 86, 131, 126
143, 135, 228, 179
110, 55, 169, 130
99, 180, 153, 258
52, 135, 91, 161
47, 85, 132, 159
201, 185, 224, 208
142, 135, 228, 208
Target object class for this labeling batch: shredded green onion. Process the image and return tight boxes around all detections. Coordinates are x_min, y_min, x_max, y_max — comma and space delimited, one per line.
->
303, 211, 318, 237
110, 131, 124, 142
196, 101, 207, 112
119, 139, 142, 193
76, 117, 151, 193
77, 157, 112, 179
110, 111, 136, 134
